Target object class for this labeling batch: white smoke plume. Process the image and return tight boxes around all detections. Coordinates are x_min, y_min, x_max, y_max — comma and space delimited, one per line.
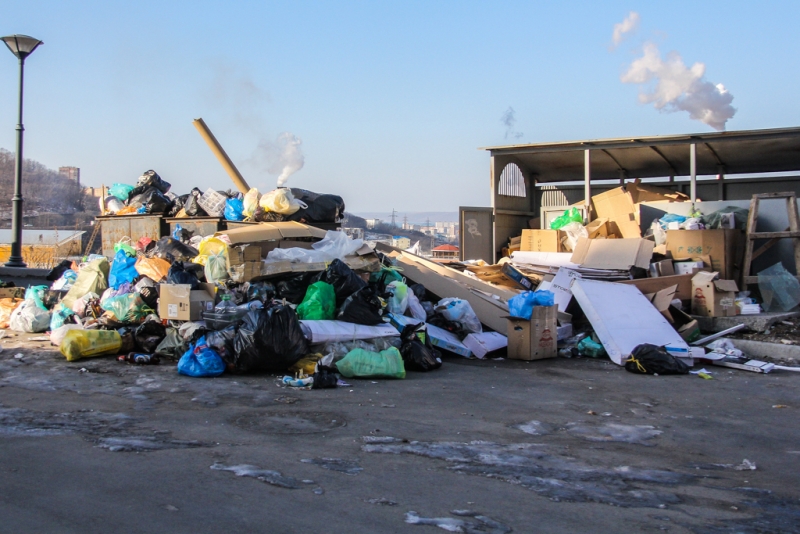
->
612, 11, 640, 48
254, 132, 305, 187
501, 107, 523, 140
620, 42, 736, 130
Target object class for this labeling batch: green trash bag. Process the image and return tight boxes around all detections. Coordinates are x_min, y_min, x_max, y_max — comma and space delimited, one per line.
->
550, 207, 584, 229
297, 281, 336, 320
578, 336, 607, 359
336, 347, 406, 379
62, 257, 110, 309
100, 292, 150, 324
369, 265, 404, 288
24, 285, 49, 310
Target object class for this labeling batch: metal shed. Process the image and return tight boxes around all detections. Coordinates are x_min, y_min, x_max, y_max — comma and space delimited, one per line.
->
462, 126, 800, 262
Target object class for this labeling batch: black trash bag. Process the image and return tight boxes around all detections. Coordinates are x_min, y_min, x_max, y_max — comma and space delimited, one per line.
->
275, 272, 317, 304
253, 205, 284, 222
167, 261, 200, 289
46, 260, 73, 281
139, 187, 173, 215
427, 313, 464, 338
313, 259, 366, 306
152, 237, 199, 263
253, 304, 309, 372
625, 344, 690, 375
312, 364, 339, 389
42, 289, 67, 310
168, 194, 189, 217
206, 325, 237, 365
136, 169, 171, 194
244, 281, 276, 303
288, 194, 345, 223
233, 310, 261, 372
138, 284, 160, 310
183, 188, 207, 217
421, 301, 435, 319
290, 188, 321, 204
399, 323, 442, 372
134, 321, 167, 353
155, 328, 187, 359
409, 283, 426, 300
337, 287, 384, 325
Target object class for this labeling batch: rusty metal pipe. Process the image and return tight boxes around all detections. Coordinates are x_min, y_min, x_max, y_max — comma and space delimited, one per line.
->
192, 118, 250, 194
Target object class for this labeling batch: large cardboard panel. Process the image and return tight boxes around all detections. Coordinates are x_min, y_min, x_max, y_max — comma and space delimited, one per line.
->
506, 305, 557, 360
571, 279, 689, 365
218, 221, 327, 245
665, 229, 744, 280
520, 230, 565, 252
570, 237, 654, 270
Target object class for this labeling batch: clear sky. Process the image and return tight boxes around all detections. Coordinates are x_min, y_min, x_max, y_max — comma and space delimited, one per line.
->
2, 1, 799, 215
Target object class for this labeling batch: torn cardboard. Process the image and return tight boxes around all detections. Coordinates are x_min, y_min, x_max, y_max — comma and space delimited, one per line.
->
592, 180, 688, 239
616, 273, 694, 302
462, 332, 508, 359
691, 271, 739, 317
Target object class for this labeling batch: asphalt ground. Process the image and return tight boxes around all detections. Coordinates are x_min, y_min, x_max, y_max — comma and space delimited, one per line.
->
1, 333, 799, 533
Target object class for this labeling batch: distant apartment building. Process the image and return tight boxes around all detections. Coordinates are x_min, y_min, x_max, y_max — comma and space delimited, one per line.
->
392, 236, 411, 249
59, 166, 80, 185
435, 221, 459, 238
431, 244, 459, 260
344, 227, 364, 240
365, 218, 382, 229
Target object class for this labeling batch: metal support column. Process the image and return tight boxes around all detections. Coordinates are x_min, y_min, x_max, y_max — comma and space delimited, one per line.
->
584, 149, 591, 220
690, 143, 697, 204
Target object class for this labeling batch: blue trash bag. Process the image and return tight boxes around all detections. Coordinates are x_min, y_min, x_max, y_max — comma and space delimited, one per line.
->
24, 285, 49, 310
224, 198, 245, 221
50, 303, 75, 331
108, 249, 138, 289
508, 290, 555, 319
658, 213, 687, 229
177, 336, 226, 377
172, 223, 183, 240
109, 183, 135, 201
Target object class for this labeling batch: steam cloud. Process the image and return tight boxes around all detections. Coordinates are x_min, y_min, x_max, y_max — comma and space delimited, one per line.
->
255, 132, 305, 187
611, 11, 639, 47
614, 14, 736, 131
501, 107, 524, 140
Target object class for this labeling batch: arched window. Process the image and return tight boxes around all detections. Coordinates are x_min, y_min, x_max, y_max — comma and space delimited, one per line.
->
498, 163, 526, 197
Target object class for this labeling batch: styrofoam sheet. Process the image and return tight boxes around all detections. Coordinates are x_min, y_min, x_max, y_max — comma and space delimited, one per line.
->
571, 279, 689, 366
510, 251, 578, 269
300, 321, 400, 344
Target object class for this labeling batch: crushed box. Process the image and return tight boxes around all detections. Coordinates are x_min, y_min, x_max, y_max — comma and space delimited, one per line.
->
462, 332, 508, 359
506, 305, 558, 360
691, 271, 739, 317
665, 229, 744, 280
570, 237, 654, 270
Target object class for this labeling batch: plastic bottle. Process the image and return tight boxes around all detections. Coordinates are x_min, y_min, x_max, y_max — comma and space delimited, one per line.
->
118, 352, 160, 365
59, 329, 122, 362
214, 293, 237, 313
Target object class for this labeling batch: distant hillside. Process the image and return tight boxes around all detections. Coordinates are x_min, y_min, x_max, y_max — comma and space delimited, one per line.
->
0, 149, 87, 213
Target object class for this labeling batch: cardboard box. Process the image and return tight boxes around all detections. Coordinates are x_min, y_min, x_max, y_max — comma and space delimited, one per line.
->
673, 260, 706, 275
0, 287, 26, 299
585, 218, 616, 239
617, 273, 694, 302
158, 283, 216, 321
465, 264, 525, 290
463, 332, 508, 359
592, 180, 688, 239
570, 237, 654, 270
229, 261, 263, 283
520, 229, 565, 252
227, 244, 262, 267
665, 229, 744, 280
506, 305, 558, 360
691, 271, 739, 317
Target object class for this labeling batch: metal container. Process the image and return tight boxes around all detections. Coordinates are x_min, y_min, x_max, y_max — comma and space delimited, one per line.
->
165, 217, 226, 241
97, 215, 168, 258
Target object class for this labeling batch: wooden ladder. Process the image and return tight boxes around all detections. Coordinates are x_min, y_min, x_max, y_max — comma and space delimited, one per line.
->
741, 191, 800, 286
83, 220, 102, 256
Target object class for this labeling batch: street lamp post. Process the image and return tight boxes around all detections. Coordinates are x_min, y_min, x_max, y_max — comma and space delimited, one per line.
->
1, 34, 43, 268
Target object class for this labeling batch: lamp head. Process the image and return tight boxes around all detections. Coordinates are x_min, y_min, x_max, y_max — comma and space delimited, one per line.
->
1, 35, 43, 60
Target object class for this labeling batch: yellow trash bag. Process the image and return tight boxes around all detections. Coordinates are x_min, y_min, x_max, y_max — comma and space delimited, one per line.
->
0, 298, 22, 328
259, 188, 307, 215
242, 188, 260, 219
62, 257, 110, 309
192, 236, 228, 267
289, 353, 324, 375
135, 257, 171, 282
60, 329, 122, 362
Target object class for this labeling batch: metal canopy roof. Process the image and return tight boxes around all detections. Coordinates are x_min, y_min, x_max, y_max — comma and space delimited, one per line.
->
481, 127, 800, 183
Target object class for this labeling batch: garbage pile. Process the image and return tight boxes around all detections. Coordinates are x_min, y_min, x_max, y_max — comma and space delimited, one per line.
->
102, 170, 345, 224
1, 221, 510, 387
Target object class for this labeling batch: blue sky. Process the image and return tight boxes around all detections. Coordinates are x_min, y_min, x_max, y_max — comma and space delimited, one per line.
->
2, 1, 799, 216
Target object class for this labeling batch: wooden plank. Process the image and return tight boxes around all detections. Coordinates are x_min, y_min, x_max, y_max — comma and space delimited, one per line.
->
741, 195, 759, 286
748, 231, 800, 239
754, 191, 797, 199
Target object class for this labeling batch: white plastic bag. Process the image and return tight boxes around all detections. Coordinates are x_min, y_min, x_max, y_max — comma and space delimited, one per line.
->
267, 230, 365, 263
72, 292, 99, 318
242, 188, 260, 218
259, 188, 307, 215
436, 297, 482, 334
405, 291, 427, 322
51, 323, 83, 346
386, 281, 409, 315
561, 222, 589, 252
205, 251, 228, 284
9, 299, 51, 333
651, 220, 667, 246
